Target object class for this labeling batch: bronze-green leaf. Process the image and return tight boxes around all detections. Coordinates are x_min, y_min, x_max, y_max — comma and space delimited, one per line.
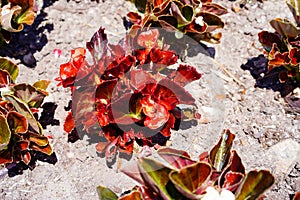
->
235, 170, 275, 200
0, 57, 19, 81
209, 129, 235, 171
138, 157, 173, 200
13, 83, 47, 108
169, 162, 211, 199
96, 186, 118, 200
30, 143, 52, 155
0, 114, 11, 151
270, 18, 300, 38
7, 111, 28, 134
3, 94, 42, 134
33, 80, 51, 95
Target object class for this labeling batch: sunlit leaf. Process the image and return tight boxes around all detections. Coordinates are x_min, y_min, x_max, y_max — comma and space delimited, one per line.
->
3, 94, 42, 134
0, 57, 19, 81
13, 83, 47, 108
96, 186, 118, 200
30, 143, 52, 155
169, 162, 211, 199
0, 114, 11, 151
7, 111, 28, 134
33, 80, 51, 93
236, 170, 275, 200
138, 157, 174, 199
209, 129, 235, 171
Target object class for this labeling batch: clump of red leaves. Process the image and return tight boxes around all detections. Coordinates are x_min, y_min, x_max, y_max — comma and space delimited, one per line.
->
57, 27, 202, 163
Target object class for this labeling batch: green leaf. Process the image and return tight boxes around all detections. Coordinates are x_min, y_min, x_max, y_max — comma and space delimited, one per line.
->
138, 157, 174, 200
3, 94, 43, 134
0, 57, 19, 81
7, 111, 28, 134
236, 170, 275, 200
169, 162, 211, 199
13, 83, 47, 108
96, 186, 118, 200
210, 129, 235, 171
16, 10, 35, 25
0, 114, 11, 151
33, 80, 51, 95
270, 18, 300, 38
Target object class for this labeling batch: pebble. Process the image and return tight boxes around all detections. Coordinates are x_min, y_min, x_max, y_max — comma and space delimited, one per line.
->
267, 139, 300, 174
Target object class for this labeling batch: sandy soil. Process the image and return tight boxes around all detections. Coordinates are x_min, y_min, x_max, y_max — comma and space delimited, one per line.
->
0, 0, 299, 199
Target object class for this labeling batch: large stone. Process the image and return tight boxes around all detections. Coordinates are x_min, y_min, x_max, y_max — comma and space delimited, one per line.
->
267, 139, 300, 174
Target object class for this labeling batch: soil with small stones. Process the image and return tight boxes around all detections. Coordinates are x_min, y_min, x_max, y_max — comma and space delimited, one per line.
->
0, 0, 299, 199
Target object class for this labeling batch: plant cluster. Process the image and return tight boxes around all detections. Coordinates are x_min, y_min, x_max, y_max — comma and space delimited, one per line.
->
0, 0, 37, 45
57, 27, 202, 163
97, 129, 275, 200
0, 57, 53, 166
126, 0, 227, 44
257, 0, 300, 90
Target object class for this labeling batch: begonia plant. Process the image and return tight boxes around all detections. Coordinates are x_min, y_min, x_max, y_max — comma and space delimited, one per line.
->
0, 57, 53, 166
97, 129, 275, 200
126, 0, 227, 44
0, 0, 37, 45
57, 27, 202, 163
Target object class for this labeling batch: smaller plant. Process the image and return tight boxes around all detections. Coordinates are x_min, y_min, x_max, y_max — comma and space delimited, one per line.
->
0, 57, 53, 166
126, 0, 227, 43
257, 0, 300, 90
97, 129, 275, 200
0, 0, 37, 45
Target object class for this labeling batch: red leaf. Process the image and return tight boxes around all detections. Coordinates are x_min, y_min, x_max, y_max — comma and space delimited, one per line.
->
160, 114, 175, 137
95, 79, 118, 101
258, 31, 283, 52
173, 64, 202, 86
103, 55, 135, 79
289, 48, 300, 65
21, 151, 31, 165
269, 51, 290, 66
155, 78, 195, 110
222, 171, 244, 191
158, 147, 196, 169
64, 112, 75, 133
127, 12, 142, 24
150, 48, 178, 66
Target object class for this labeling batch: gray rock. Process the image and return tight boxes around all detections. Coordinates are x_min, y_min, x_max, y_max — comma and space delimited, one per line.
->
267, 139, 300, 174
